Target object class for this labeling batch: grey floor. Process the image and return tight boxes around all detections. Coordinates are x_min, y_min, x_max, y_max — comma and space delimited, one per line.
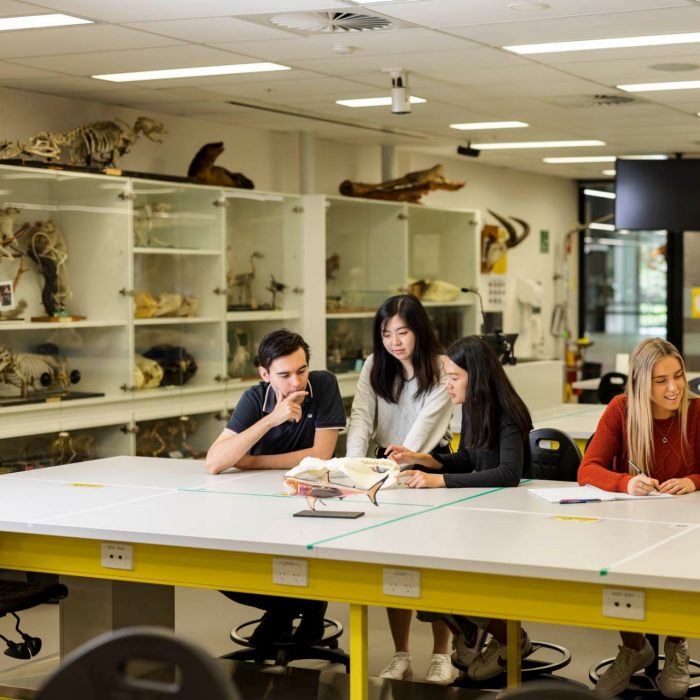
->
3, 586, 700, 694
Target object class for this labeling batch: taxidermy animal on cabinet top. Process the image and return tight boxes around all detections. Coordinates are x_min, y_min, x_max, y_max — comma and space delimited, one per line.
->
23, 116, 167, 168
187, 142, 254, 189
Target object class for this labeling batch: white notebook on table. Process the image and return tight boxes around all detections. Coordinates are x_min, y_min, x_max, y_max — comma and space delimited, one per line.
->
529, 484, 673, 504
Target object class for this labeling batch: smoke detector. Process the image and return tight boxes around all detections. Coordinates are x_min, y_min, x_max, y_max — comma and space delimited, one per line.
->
269, 11, 392, 33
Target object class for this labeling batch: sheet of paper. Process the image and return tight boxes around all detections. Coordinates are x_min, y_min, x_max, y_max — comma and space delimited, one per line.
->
529, 484, 673, 503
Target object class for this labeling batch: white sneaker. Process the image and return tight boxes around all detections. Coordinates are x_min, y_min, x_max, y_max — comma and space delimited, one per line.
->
467, 632, 532, 681
658, 639, 690, 699
452, 625, 488, 667
425, 653, 456, 685
595, 638, 655, 697
379, 652, 413, 680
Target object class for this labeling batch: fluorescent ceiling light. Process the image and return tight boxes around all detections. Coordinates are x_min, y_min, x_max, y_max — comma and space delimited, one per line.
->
336, 96, 426, 107
449, 121, 528, 130
504, 31, 700, 55
584, 188, 616, 199
544, 156, 615, 163
94, 62, 290, 82
618, 79, 700, 92
589, 223, 616, 231
602, 169, 616, 176
473, 140, 604, 150
0, 13, 91, 31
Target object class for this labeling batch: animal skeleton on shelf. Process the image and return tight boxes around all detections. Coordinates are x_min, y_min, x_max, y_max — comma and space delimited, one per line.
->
0, 345, 65, 399
26, 220, 71, 316
230, 251, 264, 309
23, 116, 167, 168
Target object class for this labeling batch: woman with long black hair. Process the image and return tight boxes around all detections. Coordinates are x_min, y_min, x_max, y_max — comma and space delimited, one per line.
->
345, 293, 454, 683
387, 335, 533, 681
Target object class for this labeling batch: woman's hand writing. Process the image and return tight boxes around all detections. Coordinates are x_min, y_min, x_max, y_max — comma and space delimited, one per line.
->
627, 474, 661, 496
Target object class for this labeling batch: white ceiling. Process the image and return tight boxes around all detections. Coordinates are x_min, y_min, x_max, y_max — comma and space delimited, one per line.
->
2, 0, 700, 179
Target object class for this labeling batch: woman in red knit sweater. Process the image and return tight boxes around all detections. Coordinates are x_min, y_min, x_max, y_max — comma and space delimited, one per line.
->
578, 337, 700, 699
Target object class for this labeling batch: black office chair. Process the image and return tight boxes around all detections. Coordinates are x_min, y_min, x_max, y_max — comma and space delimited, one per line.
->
688, 376, 700, 396
530, 428, 583, 483
597, 371, 627, 404
37, 626, 240, 700
223, 616, 350, 671
0, 578, 68, 660
590, 637, 700, 698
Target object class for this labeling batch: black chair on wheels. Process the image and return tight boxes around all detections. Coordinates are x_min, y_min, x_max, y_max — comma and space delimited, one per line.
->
223, 616, 350, 672
597, 371, 628, 404
0, 577, 67, 660
688, 376, 700, 395
37, 626, 240, 700
530, 427, 583, 483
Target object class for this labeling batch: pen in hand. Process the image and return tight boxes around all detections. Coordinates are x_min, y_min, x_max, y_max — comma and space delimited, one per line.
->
628, 459, 641, 475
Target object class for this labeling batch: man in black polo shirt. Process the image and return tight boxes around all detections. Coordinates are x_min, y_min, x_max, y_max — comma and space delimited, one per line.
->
206, 329, 346, 647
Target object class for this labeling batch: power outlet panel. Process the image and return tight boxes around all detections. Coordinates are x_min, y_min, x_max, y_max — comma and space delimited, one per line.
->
272, 558, 308, 587
383, 567, 421, 598
602, 588, 645, 621
101, 542, 133, 570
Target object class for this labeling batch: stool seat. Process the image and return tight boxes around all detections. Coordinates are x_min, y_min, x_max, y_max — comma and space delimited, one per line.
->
0, 580, 68, 615
223, 617, 349, 671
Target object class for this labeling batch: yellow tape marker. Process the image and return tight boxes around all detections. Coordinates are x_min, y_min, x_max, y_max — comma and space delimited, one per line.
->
550, 515, 600, 523
68, 483, 104, 488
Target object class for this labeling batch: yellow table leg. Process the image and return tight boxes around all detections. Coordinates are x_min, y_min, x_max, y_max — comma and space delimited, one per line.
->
506, 619, 522, 689
350, 603, 368, 700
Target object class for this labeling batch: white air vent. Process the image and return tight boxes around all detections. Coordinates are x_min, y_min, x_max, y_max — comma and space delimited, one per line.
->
270, 11, 392, 33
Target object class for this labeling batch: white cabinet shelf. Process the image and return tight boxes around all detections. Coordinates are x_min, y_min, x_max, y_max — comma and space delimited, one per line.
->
226, 310, 301, 322
0, 319, 128, 330
133, 247, 221, 256
134, 317, 221, 326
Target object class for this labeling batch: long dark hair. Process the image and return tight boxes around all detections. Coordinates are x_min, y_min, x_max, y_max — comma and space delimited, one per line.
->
370, 294, 442, 403
448, 336, 532, 449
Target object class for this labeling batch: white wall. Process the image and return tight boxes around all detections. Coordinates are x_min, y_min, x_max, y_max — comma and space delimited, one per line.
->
0, 87, 579, 360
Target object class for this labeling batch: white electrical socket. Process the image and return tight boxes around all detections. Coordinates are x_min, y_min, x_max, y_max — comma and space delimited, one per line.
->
272, 558, 308, 587
602, 588, 645, 621
100, 542, 133, 570
383, 567, 421, 598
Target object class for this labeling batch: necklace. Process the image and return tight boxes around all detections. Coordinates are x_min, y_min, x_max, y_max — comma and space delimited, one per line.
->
655, 413, 676, 444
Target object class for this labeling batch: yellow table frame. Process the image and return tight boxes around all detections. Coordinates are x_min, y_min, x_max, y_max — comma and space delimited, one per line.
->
2, 531, 700, 700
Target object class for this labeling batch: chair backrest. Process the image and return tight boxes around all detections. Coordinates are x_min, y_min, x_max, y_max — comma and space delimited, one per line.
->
529, 428, 582, 482
688, 376, 700, 396
597, 371, 627, 404
37, 626, 239, 700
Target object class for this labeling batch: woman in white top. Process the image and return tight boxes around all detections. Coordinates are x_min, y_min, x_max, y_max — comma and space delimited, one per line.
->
346, 293, 454, 684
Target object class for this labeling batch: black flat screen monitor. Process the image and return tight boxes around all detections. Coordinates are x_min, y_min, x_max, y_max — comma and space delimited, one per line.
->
615, 158, 700, 231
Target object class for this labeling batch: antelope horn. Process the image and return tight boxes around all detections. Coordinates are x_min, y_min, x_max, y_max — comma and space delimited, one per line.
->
487, 210, 530, 248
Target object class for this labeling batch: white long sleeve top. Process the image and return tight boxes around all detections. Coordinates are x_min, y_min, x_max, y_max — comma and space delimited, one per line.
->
345, 353, 453, 458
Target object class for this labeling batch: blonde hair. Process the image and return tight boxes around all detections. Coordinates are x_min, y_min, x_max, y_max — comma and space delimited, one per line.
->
625, 337, 689, 476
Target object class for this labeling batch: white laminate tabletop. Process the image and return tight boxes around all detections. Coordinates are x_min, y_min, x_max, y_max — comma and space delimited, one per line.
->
531, 404, 605, 440
2, 458, 699, 592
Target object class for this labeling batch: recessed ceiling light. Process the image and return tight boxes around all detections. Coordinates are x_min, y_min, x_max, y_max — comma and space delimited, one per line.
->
504, 31, 700, 55
93, 62, 290, 82
618, 79, 700, 92
473, 140, 604, 150
336, 96, 426, 107
0, 13, 91, 31
449, 121, 528, 130
544, 156, 616, 163
584, 188, 616, 199
602, 169, 616, 176
589, 223, 616, 231
649, 62, 699, 72
507, 2, 551, 10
